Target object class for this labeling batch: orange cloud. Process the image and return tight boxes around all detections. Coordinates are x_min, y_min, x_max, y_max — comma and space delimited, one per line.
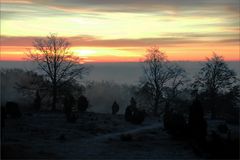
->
1, 36, 239, 62
1, 53, 26, 61
1, 44, 239, 62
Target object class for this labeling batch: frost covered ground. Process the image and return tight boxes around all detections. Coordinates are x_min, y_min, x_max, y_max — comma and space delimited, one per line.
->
1, 112, 202, 159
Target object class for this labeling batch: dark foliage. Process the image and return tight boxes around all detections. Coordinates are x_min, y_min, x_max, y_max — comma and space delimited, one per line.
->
169, 113, 186, 136
77, 95, 89, 112
125, 97, 145, 124
217, 124, 229, 134
163, 103, 187, 136
188, 99, 207, 144
64, 94, 78, 123
112, 101, 119, 115
193, 54, 239, 119
131, 109, 146, 125
207, 131, 239, 159
125, 98, 137, 122
163, 103, 172, 130
125, 105, 135, 122
34, 90, 41, 111
1, 107, 6, 128
5, 101, 22, 118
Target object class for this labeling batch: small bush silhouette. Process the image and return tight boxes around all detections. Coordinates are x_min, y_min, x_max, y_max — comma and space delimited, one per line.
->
125, 97, 145, 124
112, 101, 119, 115
125, 97, 137, 122
34, 90, 41, 111
163, 104, 187, 136
169, 113, 186, 136
5, 101, 22, 118
163, 103, 172, 130
131, 109, 145, 124
64, 94, 78, 123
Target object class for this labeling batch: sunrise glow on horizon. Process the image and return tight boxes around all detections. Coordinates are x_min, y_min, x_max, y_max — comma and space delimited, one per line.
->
0, 0, 239, 62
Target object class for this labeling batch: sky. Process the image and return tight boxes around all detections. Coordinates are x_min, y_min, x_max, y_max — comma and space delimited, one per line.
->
0, 0, 239, 62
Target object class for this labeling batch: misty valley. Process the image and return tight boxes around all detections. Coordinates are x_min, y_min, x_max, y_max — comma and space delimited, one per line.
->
1, 57, 239, 159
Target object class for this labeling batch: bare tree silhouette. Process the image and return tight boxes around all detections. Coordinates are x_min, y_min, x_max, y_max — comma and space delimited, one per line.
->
193, 53, 239, 119
141, 46, 186, 115
27, 33, 87, 111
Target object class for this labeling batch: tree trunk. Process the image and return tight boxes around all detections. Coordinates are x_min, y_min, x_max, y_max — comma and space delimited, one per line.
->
153, 102, 158, 116
210, 91, 217, 119
211, 104, 216, 119
52, 59, 57, 111
52, 84, 57, 111
153, 93, 160, 116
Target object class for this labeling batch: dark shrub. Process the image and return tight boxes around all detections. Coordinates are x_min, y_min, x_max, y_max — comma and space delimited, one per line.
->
208, 131, 239, 159
188, 99, 207, 144
163, 103, 172, 130
64, 94, 78, 123
112, 101, 119, 115
125, 97, 137, 122
169, 113, 187, 136
125, 97, 145, 124
163, 108, 187, 136
125, 107, 145, 124
1, 107, 5, 128
6, 102, 22, 118
125, 105, 135, 122
217, 124, 229, 134
64, 95, 73, 118
77, 95, 88, 112
34, 90, 41, 111
131, 110, 146, 125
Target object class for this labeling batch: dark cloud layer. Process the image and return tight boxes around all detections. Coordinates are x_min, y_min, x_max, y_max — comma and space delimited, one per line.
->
1, 35, 238, 47
34, 0, 239, 9
2, 0, 239, 13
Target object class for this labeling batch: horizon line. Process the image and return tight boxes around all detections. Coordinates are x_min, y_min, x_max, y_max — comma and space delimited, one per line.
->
1, 60, 239, 63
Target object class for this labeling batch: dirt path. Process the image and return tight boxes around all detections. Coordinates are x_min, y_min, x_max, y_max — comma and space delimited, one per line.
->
90, 122, 163, 141
47, 122, 199, 159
